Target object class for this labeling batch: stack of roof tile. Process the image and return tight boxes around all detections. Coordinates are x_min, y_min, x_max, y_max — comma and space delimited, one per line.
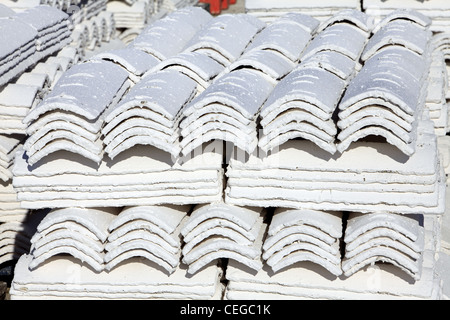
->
258, 10, 371, 155
160, 0, 198, 12
15, 5, 72, 58
225, 214, 442, 300
262, 209, 343, 276
342, 212, 425, 281
0, 5, 72, 87
426, 50, 449, 136
0, 16, 37, 87
0, 85, 39, 135
11, 206, 223, 300
245, 0, 360, 23
0, 211, 45, 266
0, 3, 14, 17
336, 17, 432, 156
225, 118, 445, 215
107, 0, 152, 30
363, 0, 450, 33
180, 69, 276, 157
104, 205, 188, 274
0, 135, 23, 183
28, 207, 117, 272
102, 70, 197, 159
13, 142, 224, 209
10, 253, 223, 299
0, 134, 28, 224
181, 203, 266, 275
22, 59, 132, 166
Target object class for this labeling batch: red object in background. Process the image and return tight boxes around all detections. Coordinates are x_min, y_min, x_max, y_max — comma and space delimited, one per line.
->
222, 0, 229, 10
199, 0, 221, 15
229, 0, 236, 3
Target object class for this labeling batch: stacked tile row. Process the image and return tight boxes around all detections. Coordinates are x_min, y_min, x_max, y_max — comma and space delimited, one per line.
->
10, 205, 223, 299
225, 214, 441, 300
226, 118, 445, 215
8, 205, 441, 299
0, 211, 45, 267
0, 5, 71, 87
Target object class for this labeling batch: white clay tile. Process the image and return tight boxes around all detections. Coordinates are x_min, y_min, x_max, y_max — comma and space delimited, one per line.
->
104, 212, 188, 273
268, 208, 343, 238
36, 207, 118, 243
181, 203, 261, 236
11, 254, 222, 300
31, 228, 104, 254
225, 213, 441, 299
108, 205, 189, 236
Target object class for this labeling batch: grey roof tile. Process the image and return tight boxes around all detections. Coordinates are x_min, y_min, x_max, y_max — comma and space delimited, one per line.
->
24, 60, 131, 123
183, 14, 261, 65
316, 9, 374, 34
261, 67, 347, 122
361, 20, 431, 61
225, 49, 296, 80
302, 23, 369, 61
149, 51, 225, 89
276, 12, 320, 34
104, 70, 198, 123
372, 9, 432, 34
91, 47, 161, 82
245, 20, 314, 62
183, 69, 276, 120
300, 50, 358, 80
